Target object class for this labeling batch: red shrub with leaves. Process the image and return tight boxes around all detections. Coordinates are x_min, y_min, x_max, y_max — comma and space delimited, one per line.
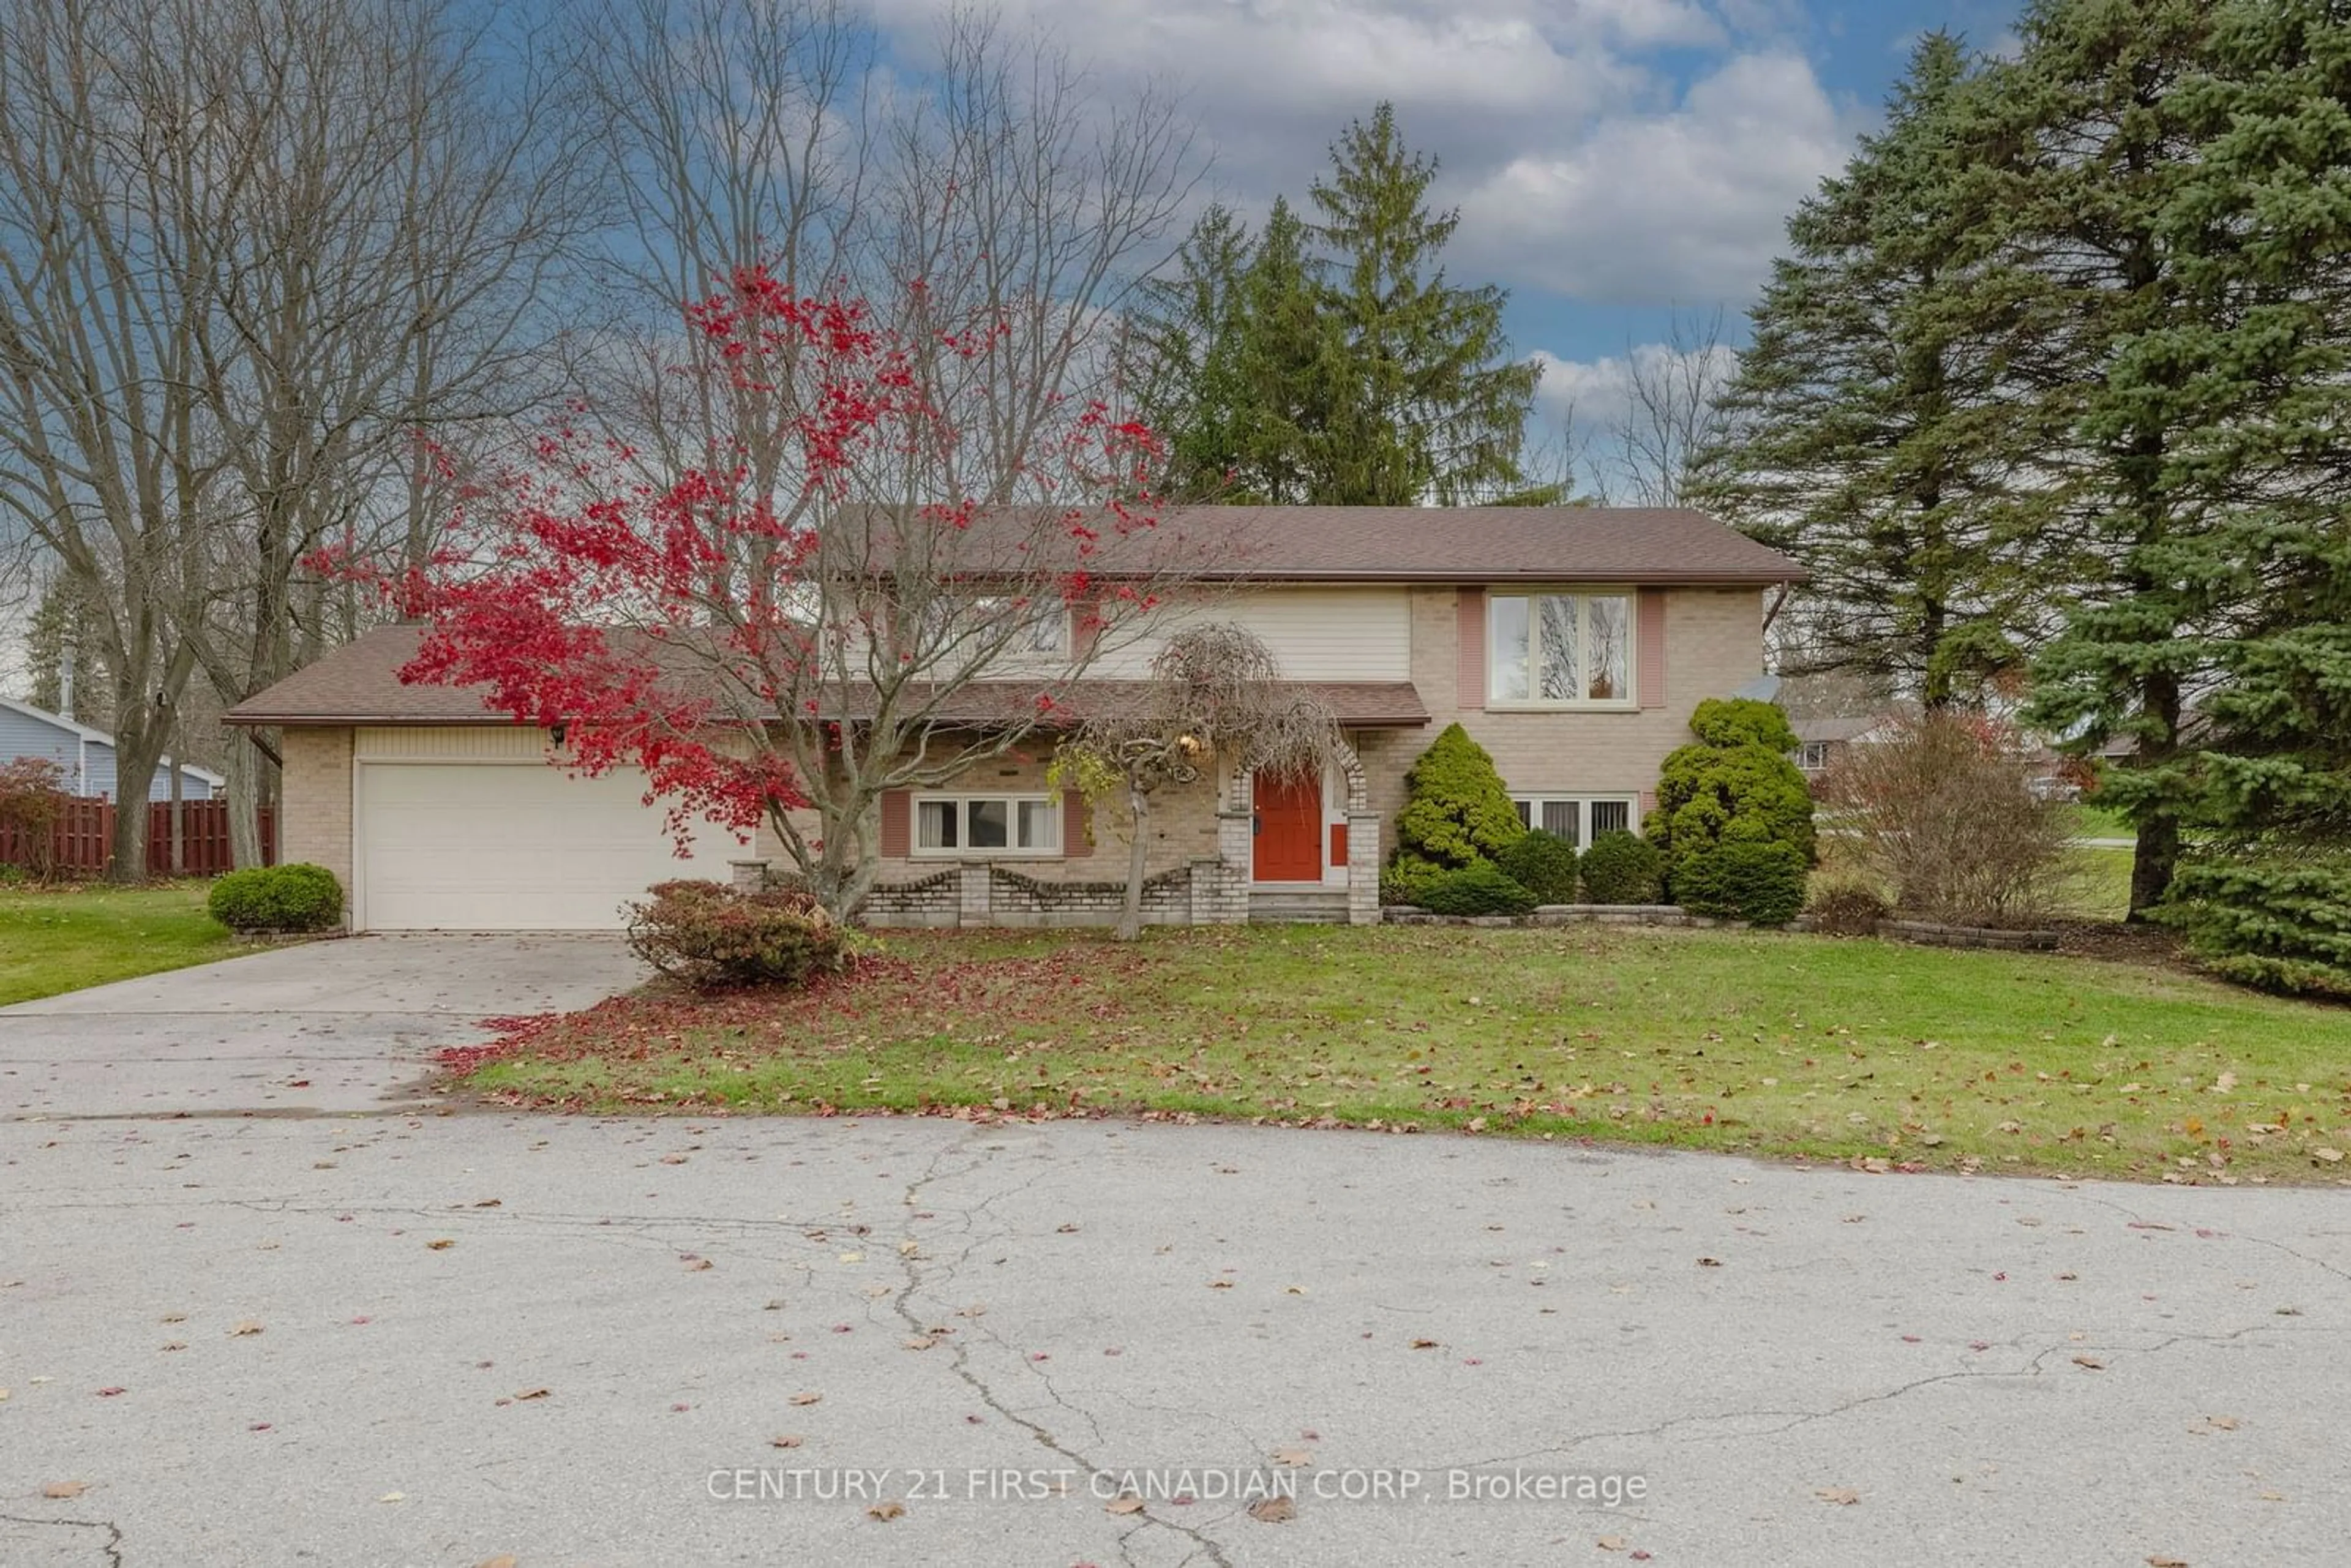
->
0, 757, 70, 879
623, 879, 850, 989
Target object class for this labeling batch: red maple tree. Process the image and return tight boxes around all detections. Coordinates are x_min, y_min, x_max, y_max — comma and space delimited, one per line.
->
334, 265, 1201, 915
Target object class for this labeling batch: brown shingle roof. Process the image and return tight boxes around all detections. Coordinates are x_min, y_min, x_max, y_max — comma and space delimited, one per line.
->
225, 624, 1429, 728
1140, 505, 1800, 584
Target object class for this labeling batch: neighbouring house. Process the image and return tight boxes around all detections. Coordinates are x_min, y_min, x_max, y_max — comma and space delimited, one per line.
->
1790, 714, 1898, 776
0, 694, 225, 802
226, 506, 1802, 932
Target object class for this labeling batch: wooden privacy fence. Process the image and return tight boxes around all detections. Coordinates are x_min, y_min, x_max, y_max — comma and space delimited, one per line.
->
0, 797, 276, 877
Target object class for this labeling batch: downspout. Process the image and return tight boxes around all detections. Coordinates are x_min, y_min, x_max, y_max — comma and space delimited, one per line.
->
1761, 580, 1795, 637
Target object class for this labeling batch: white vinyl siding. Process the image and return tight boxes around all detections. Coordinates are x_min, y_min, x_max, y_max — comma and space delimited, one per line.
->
1087, 588, 1411, 680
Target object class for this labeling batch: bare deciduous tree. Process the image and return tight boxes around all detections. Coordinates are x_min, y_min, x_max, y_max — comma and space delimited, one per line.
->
1613, 306, 1737, 508
1056, 623, 1340, 939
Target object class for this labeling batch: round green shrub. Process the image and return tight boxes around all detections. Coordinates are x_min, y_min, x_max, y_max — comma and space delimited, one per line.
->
1379, 855, 1445, 907
1496, 830, 1580, 904
1649, 701, 1816, 877
624, 878, 850, 988
1671, 841, 1809, 925
1417, 860, 1539, 917
1395, 723, 1524, 869
208, 863, 344, 932
1578, 831, 1666, 904
1686, 696, 1800, 752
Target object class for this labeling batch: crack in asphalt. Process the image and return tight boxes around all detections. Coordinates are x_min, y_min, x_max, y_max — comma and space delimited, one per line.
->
885, 1131, 1240, 1568
0, 1512, 126, 1566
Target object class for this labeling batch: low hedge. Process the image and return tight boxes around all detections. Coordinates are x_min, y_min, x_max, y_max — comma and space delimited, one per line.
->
1671, 841, 1809, 926
1578, 831, 1665, 904
1416, 860, 1540, 917
208, 863, 343, 932
1496, 830, 1580, 904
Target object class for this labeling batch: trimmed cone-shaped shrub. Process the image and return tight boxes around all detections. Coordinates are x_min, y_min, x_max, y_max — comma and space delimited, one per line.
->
1417, 860, 1540, 917
208, 863, 343, 932
1578, 830, 1665, 904
1671, 841, 1809, 925
624, 879, 850, 988
1496, 830, 1580, 904
1687, 696, 1800, 752
1395, 723, 1524, 871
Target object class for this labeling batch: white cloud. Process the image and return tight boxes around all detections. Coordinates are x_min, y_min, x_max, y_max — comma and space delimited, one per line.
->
864, 0, 1858, 309
1456, 50, 1854, 302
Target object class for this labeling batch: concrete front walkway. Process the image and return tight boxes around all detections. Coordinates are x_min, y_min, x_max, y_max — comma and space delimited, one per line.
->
2, 1113, 2347, 1566
0, 936, 647, 1119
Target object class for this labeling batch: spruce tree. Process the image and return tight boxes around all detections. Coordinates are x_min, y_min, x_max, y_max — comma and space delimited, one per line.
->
1124, 204, 1258, 501
1307, 103, 1548, 505
1992, 0, 2222, 915
1692, 34, 2056, 707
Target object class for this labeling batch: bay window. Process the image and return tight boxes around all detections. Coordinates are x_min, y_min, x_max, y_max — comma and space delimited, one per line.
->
1489, 591, 1633, 706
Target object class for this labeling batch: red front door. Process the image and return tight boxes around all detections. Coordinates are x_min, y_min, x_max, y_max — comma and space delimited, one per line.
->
1252, 769, 1322, 882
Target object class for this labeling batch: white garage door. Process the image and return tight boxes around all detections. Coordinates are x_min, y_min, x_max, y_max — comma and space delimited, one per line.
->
356, 763, 741, 931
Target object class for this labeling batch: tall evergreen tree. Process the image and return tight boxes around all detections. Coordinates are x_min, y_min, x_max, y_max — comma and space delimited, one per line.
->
2129, 0, 2351, 986
1123, 105, 1548, 506
1692, 35, 2058, 707
1307, 103, 1548, 505
1992, 0, 2228, 915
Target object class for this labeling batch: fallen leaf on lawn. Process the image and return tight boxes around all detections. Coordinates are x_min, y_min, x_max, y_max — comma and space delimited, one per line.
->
1248, 1496, 1295, 1523
1815, 1487, 1860, 1506
2072, 1355, 2106, 1371
426, 1239, 455, 1251
230, 1320, 264, 1337
1597, 1536, 1627, 1550
769, 1435, 804, 1449
42, 1481, 88, 1499
511, 1387, 551, 1400
789, 1392, 822, 1406
868, 1501, 904, 1521
1270, 1448, 1314, 1467
1104, 1495, 1144, 1515
2313, 1148, 2344, 1163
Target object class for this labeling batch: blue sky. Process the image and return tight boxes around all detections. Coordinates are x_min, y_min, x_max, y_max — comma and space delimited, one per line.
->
876, 0, 2024, 441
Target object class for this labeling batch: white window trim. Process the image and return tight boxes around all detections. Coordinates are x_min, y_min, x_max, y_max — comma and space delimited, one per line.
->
1510, 792, 1641, 848
910, 791, 1064, 859
1487, 587, 1638, 711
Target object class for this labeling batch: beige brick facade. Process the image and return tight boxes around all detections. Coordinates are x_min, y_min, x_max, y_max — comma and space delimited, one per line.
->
279, 726, 354, 913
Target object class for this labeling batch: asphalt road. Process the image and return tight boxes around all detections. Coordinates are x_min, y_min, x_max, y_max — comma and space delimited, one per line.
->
6, 1108, 2346, 1567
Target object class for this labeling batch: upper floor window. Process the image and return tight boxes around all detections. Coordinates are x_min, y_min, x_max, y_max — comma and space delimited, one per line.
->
1490, 591, 1632, 707
917, 595, 1068, 657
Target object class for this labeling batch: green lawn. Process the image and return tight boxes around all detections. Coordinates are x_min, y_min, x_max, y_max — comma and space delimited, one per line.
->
0, 882, 241, 1005
2064, 802, 2137, 841
459, 923, 2351, 1186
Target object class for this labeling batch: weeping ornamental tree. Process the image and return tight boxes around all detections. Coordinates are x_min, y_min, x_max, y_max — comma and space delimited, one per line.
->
1056, 624, 1340, 941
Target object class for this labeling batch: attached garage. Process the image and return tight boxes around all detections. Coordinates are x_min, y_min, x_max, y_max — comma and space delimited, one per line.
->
354, 752, 738, 931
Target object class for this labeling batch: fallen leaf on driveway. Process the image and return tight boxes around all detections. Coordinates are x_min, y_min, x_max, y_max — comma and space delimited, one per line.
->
769, 1435, 804, 1449
659, 1153, 689, 1165
426, 1239, 455, 1251
1248, 1496, 1295, 1523
474, 1557, 518, 1568
96, 1387, 125, 1397
1697, 1257, 1723, 1268
868, 1501, 904, 1521
2072, 1355, 2107, 1371
2147, 1556, 2189, 1567
378, 1491, 405, 1503
472, 1198, 502, 1209
160, 1341, 187, 1352
230, 1320, 264, 1337
42, 1481, 88, 1499
1104, 1495, 1144, 1515
789, 1392, 822, 1406
1270, 1448, 1313, 1467
511, 1387, 551, 1401
682, 1257, 714, 1272
1409, 1338, 1439, 1349
1597, 1536, 1627, 1550
1815, 1487, 1861, 1506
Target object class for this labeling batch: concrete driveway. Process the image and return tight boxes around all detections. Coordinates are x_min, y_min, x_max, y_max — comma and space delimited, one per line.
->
0, 936, 648, 1118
